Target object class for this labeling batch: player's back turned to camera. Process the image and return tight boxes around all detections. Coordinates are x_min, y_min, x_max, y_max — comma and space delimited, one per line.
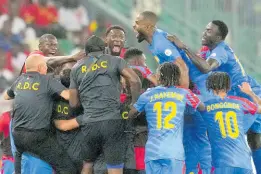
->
128, 62, 204, 174
201, 72, 261, 174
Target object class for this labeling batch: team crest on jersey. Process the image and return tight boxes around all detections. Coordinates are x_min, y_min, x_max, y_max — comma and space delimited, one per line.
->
164, 49, 172, 56
210, 53, 216, 57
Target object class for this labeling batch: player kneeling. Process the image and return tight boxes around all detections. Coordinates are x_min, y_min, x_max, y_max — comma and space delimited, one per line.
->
128, 62, 204, 174
201, 72, 261, 174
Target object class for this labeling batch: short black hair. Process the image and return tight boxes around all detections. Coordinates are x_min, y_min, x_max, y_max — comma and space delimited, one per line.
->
212, 20, 228, 40
85, 35, 105, 54
158, 62, 180, 87
124, 48, 143, 60
140, 11, 158, 23
189, 79, 195, 91
105, 25, 126, 36
206, 72, 230, 93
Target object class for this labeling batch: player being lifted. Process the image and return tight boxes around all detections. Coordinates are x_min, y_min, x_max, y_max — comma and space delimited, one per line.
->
133, 11, 212, 173
201, 72, 260, 174
168, 20, 261, 173
128, 62, 204, 174
133, 11, 189, 88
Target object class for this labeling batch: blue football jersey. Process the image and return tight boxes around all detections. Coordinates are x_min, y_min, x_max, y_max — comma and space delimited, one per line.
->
133, 86, 201, 162
148, 29, 211, 98
148, 29, 181, 64
205, 41, 249, 88
184, 106, 212, 170
206, 42, 261, 133
181, 53, 211, 99
201, 96, 258, 169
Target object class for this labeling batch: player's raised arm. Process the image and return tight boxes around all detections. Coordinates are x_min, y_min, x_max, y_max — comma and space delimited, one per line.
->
167, 34, 219, 74
118, 58, 142, 104
239, 82, 261, 113
173, 57, 189, 88
121, 67, 141, 103
69, 68, 81, 108
168, 21, 229, 74
45, 50, 85, 68
156, 40, 189, 88
146, 74, 157, 86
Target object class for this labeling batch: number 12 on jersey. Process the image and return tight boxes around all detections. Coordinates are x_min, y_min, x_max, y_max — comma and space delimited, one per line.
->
215, 111, 240, 139
153, 101, 177, 129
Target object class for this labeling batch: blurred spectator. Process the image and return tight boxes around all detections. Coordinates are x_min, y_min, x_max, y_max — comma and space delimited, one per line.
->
9, 41, 28, 76
59, 0, 89, 45
0, 45, 14, 94
0, 20, 23, 52
34, 0, 58, 28
89, 14, 110, 40
0, 0, 8, 15
20, 0, 37, 25
0, 1, 26, 35
21, 0, 65, 38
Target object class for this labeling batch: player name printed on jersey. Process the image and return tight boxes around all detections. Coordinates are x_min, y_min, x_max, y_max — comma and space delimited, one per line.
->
206, 102, 240, 112
134, 86, 200, 162
202, 96, 257, 170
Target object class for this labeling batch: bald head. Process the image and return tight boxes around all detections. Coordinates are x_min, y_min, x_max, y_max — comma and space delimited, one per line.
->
25, 54, 47, 74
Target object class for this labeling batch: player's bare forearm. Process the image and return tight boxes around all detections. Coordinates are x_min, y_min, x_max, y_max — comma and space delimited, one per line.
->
183, 47, 211, 73
60, 90, 70, 100
54, 119, 79, 131
167, 34, 212, 73
147, 74, 158, 86
46, 56, 75, 67
174, 58, 189, 88
69, 89, 81, 108
248, 92, 261, 108
46, 50, 85, 67
121, 68, 142, 103
128, 106, 139, 118
130, 81, 142, 104
179, 71, 189, 89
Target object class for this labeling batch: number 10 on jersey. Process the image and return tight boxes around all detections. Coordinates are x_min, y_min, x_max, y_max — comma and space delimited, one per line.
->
215, 111, 240, 139
153, 102, 177, 129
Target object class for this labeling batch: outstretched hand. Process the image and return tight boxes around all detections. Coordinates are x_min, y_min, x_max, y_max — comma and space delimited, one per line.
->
238, 82, 252, 95
167, 34, 186, 49
71, 50, 86, 61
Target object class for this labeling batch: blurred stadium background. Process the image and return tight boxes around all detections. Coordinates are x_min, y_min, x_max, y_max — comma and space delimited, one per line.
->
0, 0, 260, 114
